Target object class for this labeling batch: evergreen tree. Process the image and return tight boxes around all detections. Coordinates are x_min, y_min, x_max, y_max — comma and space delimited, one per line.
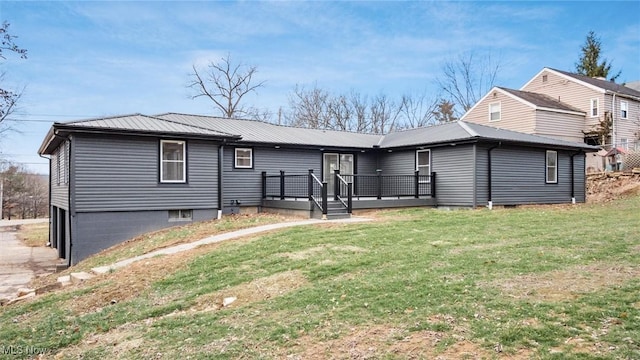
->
575, 31, 620, 81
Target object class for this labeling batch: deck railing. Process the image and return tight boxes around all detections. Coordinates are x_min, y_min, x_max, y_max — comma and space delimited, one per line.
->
262, 170, 436, 201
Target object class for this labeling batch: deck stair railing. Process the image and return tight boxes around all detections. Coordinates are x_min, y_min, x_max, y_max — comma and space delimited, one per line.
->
262, 170, 327, 215
333, 170, 353, 214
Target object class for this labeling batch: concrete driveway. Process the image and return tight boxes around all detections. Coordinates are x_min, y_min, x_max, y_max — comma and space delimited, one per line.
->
0, 219, 60, 301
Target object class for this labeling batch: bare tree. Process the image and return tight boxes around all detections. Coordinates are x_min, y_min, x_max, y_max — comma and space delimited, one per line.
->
0, 21, 27, 133
369, 94, 402, 134
1, 162, 48, 219
437, 52, 500, 118
287, 84, 330, 129
398, 93, 439, 129
188, 54, 265, 118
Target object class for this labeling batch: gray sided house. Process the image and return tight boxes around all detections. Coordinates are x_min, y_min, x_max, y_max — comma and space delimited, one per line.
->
39, 113, 597, 265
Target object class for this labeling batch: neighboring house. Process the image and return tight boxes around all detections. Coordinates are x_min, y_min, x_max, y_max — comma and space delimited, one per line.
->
38, 114, 596, 265
462, 67, 640, 172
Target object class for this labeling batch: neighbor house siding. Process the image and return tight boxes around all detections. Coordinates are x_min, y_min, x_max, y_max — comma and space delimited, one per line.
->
223, 146, 322, 207
463, 91, 536, 134
534, 110, 585, 143
612, 96, 640, 149
73, 135, 219, 212
490, 146, 576, 204
521, 70, 603, 132
431, 144, 476, 206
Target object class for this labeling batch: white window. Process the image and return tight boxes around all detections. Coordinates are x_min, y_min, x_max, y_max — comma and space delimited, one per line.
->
489, 102, 501, 121
620, 101, 628, 119
416, 149, 431, 183
169, 209, 192, 222
590, 98, 599, 117
160, 140, 186, 183
235, 148, 253, 168
620, 138, 628, 150
546, 150, 558, 184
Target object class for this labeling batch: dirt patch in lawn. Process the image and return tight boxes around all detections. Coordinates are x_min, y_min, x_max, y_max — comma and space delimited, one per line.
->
59, 240, 242, 315
487, 262, 640, 301
587, 173, 640, 203
284, 324, 519, 359
190, 270, 308, 313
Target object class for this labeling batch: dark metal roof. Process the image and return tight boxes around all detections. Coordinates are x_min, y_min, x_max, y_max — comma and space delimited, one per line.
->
39, 113, 598, 155
379, 121, 599, 151
57, 113, 237, 137
548, 68, 640, 99
497, 87, 584, 113
155, 113, 381, 148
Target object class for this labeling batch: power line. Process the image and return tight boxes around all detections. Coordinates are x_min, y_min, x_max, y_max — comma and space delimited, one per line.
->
4, 118, 56, 123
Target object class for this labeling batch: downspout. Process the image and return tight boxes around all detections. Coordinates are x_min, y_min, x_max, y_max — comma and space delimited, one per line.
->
487, 142, 501, 210
570, 150, 583, 204
67, 137, 73, 267
217, 142, 225, 219
611, 93, 616, 149
39, 153, 52, 247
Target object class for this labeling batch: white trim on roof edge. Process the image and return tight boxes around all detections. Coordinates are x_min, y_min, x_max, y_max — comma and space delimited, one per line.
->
520, 67, 606, 94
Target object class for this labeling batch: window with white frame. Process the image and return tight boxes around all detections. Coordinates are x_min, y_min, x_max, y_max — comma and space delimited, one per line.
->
620, 138, 628, 150
169, 209, 192, 221
620, 101, 628, 119
489, 102, 501, 121
234, 148, 253, 168
590, 98, 599, 117
546, 150, 558, 184
160, 140, 186, 183
416, 149, 431, 183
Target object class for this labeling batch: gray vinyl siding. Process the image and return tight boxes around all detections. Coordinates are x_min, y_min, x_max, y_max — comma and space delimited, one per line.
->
378, 150, 415, 174
490, 146, 577, 204
432, 145, 476, 206
474, 145, 489, 205
70, 209, 216, 264
50, 142, 69, 209
73, 135, 219, 212
223, 146, 322, 206
357, 151, 379, 174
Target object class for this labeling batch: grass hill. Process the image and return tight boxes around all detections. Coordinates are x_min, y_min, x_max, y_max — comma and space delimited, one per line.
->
2, 197, 639, 359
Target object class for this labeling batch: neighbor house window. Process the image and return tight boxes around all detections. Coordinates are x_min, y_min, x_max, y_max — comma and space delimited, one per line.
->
620, 138, 628, 150
620, 101, 628, 119
489, 102, 501, 121
546, 150, 558, 184
169, 209, 192, 221
416, 149, 431, 183
542, 74, 548, 83
590, 98, 599, 117
235, 148, 253, 168
160, 140, 186, 183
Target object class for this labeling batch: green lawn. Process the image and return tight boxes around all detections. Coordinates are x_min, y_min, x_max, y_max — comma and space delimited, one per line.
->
1, 197, 639, 359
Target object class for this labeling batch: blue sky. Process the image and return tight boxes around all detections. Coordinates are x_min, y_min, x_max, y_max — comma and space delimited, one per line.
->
1, 1, 639, 174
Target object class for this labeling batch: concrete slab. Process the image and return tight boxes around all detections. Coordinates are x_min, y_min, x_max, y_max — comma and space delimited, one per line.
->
0, 223, 60, 301
70, 272, 94, 284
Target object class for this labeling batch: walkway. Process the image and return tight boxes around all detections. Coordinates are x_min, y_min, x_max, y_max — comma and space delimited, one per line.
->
0, 219, 59, 300
92, 217, 371, 274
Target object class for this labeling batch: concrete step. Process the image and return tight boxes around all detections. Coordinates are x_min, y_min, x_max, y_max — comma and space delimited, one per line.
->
326, 213, 351, 220
69, 272, 95, 284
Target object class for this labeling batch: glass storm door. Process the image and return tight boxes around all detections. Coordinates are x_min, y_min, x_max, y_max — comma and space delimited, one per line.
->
323, 153, 354, 195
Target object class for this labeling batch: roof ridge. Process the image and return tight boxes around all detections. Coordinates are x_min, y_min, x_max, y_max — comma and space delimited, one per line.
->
457, 121, 479, 137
